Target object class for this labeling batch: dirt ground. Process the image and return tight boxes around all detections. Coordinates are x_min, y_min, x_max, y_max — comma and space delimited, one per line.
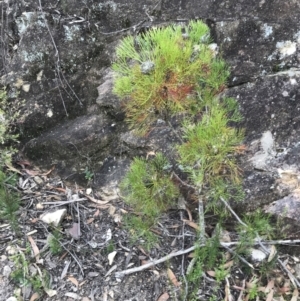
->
1, 167, 300, 301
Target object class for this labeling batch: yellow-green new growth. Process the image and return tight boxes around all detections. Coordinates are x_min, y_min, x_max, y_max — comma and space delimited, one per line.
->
113, 20, 229, 134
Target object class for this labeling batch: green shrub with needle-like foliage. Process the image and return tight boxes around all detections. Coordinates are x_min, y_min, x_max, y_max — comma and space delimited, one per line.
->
114, 21, 281, 300
113, 20, 229, 134
120, 153, 179, 218
177, 98, 244, 205
120, 153, 179, 247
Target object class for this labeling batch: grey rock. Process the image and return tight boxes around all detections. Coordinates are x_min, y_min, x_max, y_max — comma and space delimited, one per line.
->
140, 61, 155, 74
2, 265, 12, 278
249, 248, 267, 263
40, 208, 67, 226
6, 297, 18, 301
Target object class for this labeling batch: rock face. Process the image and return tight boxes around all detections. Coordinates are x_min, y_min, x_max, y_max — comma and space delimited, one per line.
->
1, 1, 300, 227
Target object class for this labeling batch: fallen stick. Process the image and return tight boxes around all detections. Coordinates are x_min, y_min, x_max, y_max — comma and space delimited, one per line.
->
115, 237, 300, 278
220, 197, 300, 289
115, 246, 196, 278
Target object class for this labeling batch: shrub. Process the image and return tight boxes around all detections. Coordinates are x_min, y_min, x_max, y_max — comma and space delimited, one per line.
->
0, 170, 20, 230
120, 153, 179, 247
115, 21, 245, 248
177, 98, 244, 205
120, 153, 179, 219
113, 20, 229, 134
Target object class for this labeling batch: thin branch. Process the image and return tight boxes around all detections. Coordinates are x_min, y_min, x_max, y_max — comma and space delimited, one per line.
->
198, 194, 206, 245
222, 244, 254, 269
41, 198, 86, 206
216, 239, 300, 247
220, 197, 300, 289
171, 172, 196, 190
180, 212, 188, 301
98, 20, 146, 35
115, 246, 196, 278
114, 233, 300, 278
255, 239, 300, 245
256, 237, 300, 288
55, 70, 68, 116
220, 197, 247, 227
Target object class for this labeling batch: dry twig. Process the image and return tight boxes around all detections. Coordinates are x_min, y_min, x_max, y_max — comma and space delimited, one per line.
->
220, 197, 300, 289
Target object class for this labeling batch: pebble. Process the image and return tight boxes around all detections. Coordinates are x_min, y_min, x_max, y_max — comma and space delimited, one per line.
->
3, 265, 12, 277
0, 255, 7, 262
40, 208, 67, 226
6, 297, 18, 301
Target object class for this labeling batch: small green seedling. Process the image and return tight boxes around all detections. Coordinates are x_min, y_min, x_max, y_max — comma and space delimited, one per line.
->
48, 227, 63, 255
0, 170, 20, 231
84, 167, 94, 182
236, 210, 273, 256
10, 246, 44, 293
120, 152, 179, 218
214, 259, 229, 284
123, 214, 159, 249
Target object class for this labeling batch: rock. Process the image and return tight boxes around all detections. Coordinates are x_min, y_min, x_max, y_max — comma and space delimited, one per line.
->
33, 176, 44, 185
225, 70, 300, 214
2, 265, 12, 278
0, 255, 7, 262
250, 131, 275, 171
24, 113, 116, 181
6, 246, 17, 255
96, 69, 124, 120
249, 248, 267, 263
140, 61, 155, 74
40, 208, 67, 226
6, 297, 18, 301
68, 223, 81, 240
265, 193, 300, 233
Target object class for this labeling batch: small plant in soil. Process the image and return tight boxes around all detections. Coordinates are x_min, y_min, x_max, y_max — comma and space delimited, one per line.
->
10, 245, 44, 294
236, 210, 273, 256
48, 227, 63, 255
0, 170, 20, 231
112, 20, 282, 300
84, 166, 94, 182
